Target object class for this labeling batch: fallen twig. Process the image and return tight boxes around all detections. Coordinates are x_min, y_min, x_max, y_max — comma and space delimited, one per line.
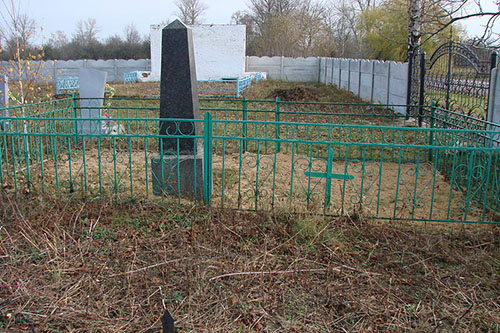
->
209, 268, 330, 281
105, 259, 185, 278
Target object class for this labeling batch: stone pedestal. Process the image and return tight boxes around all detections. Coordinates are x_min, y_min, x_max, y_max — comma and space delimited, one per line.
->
151, 153, 203, 198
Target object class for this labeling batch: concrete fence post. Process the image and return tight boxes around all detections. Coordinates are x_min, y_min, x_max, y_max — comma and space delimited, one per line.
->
317, 57, 322, 83
370, 62, 375, 102
386, 62, 392, 105
347, 60, 352, 92
338, 59, 342, 87
358, 61, 362, 96
280, 56, 285, 81
325, 58, 328, 83
330, 58, 334, 85
322, 57, 325, 83
113, 60, 118, 82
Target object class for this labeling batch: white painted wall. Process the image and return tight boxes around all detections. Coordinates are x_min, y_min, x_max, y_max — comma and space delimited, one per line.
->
150, 24, 246, 81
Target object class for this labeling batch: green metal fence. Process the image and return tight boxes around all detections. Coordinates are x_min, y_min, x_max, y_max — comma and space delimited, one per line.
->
0, 97, 499, 224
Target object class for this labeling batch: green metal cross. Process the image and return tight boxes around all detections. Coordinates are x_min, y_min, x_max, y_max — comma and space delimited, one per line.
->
304, 148, 354, 207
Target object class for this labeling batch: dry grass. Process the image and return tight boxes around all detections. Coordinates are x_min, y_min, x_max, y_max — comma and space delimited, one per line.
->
109, 80, 364, 103
0, 194, 499, 332
2, 81, 498, 332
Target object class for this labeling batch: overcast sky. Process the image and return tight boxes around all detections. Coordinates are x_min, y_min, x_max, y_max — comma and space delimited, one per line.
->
13, 0, 500, 43
21, 0, 248, 42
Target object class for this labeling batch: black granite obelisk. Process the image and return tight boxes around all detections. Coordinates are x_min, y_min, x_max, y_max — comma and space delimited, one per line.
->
152, 20, 204, 197
159, 20, 201, 153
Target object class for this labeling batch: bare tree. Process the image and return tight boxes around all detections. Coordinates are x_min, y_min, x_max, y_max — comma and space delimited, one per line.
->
47, 30, 68, 49
408, 0, 500, 52
43, 30, 69, 59
0, 0, 47, 106
351, 0, 379, 11
72, 18, 100, 45
69, 18, 102, 59
0, 3, 37, 60
174, 0, 208, 25
124, 23, 141, 45
326, 0, 366, 57
247, 0, 303, 31
295, 0, 330, 56
241, 0, 329, 56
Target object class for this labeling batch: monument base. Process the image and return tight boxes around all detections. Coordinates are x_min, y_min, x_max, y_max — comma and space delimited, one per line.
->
151, 153, 203, 198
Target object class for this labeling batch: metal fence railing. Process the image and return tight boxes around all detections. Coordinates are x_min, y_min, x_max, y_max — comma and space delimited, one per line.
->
55, 77, 79, 95
123, 72, 138, 83
0, 97, 499, 224
198, 75, 253, 97
54, 74, 255, 97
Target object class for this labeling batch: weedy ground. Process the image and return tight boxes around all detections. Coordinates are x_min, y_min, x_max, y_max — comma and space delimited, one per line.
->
2, 81, 499, 332
14, 79, 363, 103
107, 80, 361, 103
0, 193, 499, 332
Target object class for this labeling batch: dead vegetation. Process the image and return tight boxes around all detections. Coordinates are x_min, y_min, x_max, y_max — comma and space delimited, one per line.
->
248, 80, 363, 103
26, 79, 369, 104
2, 81, 499, 332
0, 193, 499, 332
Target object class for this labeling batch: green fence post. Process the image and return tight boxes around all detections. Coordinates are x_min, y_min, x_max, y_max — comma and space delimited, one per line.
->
418, 52, 426, 127
72, 93, 78, 143
428, 101, 436, 162
203, 112, 213, 205
324, 148, 334, 208
242, 97, 248, 152
275, 97, 281, 152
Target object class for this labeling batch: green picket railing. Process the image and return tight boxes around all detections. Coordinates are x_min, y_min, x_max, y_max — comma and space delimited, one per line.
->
0, 97, 499, 224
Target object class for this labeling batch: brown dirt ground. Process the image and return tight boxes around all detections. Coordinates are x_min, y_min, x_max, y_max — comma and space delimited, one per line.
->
2, 81, 498, 332
8, 148, 488, 223
0, 195, 499, 332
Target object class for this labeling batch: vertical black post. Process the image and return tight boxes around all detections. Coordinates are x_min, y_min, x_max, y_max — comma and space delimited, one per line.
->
418, 52, 426, 127
490, 52, 498, 70
406, 50, 414, 119
445, 42, 453, 110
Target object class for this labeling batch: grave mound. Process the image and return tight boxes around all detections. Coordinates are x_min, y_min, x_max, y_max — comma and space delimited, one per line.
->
267, 86, 320, 101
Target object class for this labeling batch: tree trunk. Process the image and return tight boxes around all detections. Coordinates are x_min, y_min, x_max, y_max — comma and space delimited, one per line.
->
408, 0, 423, 55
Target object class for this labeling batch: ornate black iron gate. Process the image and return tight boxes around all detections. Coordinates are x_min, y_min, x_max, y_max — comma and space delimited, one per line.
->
407, 42, 498, 121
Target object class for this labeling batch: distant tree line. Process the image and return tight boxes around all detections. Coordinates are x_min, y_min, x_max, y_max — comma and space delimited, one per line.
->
1, 0, 498, 63
0, 18, 150, 61
231, 0, 499, 61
